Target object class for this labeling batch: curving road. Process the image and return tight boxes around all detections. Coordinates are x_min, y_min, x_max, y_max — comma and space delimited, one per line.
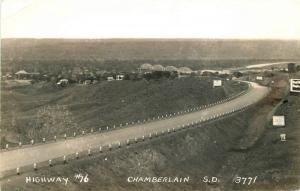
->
0, 81, 270, 177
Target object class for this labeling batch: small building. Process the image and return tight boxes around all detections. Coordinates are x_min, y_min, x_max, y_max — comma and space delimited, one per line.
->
15, 70, 29, 79
15, 70, 40, 79
152, 65, 165, 71
165, 66, 178, 72
2, 73, 13, 80
116, 75, 125, 81
107, 76, 114, 81
84, 80, 92, 85
139, 63, 153, 73
178, 67, 193, 74
213, 80, 222, 87
56, 79, 69, 87
219, 70, 232, 75
256, 76, 263, 81
200, 70, 218, 75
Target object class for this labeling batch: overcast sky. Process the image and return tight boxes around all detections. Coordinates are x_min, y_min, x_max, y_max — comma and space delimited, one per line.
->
1, 0, 300, 39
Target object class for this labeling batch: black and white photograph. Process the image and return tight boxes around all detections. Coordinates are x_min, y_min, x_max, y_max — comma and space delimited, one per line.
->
0, 0, 300, 190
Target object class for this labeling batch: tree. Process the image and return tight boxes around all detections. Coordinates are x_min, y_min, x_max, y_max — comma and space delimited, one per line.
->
288, 63, 296, 73
296, 65, 300, 72
233, 71, 243, 78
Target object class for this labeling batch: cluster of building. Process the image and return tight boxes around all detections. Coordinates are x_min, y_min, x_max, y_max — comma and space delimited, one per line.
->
138, 63, 235, 76
56, 74, 125, 86
138, 63, 193, 74
1, 68, 127, 87
3, 62, 298, 88
1, 70, 42, 80
0, 65, 234, 87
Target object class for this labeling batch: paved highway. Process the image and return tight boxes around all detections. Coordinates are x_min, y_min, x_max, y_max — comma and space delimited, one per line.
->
0, 81, 270, 177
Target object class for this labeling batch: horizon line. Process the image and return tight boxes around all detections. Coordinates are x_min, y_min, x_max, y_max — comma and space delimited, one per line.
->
2, 37, 300, 41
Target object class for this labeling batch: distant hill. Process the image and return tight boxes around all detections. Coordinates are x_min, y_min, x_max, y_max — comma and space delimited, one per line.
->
2, 39, 300, 61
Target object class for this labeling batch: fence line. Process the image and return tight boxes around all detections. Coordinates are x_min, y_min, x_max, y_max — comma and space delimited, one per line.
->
11, 99, 255, 176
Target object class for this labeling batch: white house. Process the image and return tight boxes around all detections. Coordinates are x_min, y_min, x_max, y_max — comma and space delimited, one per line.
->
178, 67, 193, 74
107, 76, 114, 81
116, 75, 125, 80
56, 79, 69, 86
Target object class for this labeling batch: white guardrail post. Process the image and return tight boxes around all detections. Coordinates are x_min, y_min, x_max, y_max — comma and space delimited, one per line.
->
16, 167, 20, 175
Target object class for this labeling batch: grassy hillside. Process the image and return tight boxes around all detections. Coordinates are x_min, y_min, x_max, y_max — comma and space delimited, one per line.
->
0, 77, 247, 147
